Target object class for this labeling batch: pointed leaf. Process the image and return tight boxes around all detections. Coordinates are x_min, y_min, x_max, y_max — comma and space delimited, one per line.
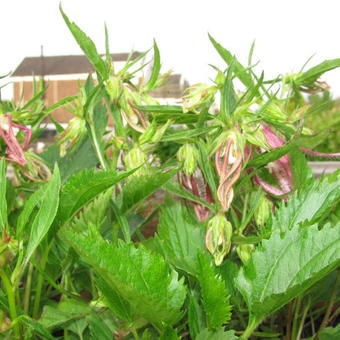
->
295, 58, 340, 86
209, 34, 254, 89
144, 40, 161, 92
87, 312, 113, 340
188, 292, 205, 339
60, 6, 108, 80
221, 61, 237, 119
25, 165, 61, 263
236, 223, 340, 325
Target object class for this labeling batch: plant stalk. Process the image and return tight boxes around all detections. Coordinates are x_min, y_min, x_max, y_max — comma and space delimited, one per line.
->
0, 268, 20, 339
241, 317, 261, 339
23, 263, 34, 313
32, 245, 50, 319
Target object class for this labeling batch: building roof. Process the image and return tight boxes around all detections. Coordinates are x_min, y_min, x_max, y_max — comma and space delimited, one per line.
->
12, 52, 141, 77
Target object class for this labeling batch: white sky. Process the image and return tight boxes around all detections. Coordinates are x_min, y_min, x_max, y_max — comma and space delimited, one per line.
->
2, 0, 340, 99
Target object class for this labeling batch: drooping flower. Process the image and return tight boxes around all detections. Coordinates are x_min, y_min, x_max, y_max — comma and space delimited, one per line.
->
215, 137, 243, 211
0, 113, 31, 166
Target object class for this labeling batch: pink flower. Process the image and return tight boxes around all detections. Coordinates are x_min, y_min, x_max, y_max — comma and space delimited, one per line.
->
0, 114, 32, 166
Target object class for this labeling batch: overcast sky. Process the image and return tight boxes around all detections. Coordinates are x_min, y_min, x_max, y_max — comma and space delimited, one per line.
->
2, 0, 340, 99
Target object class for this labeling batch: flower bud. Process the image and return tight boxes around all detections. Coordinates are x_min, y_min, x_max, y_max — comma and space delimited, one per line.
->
124, 147, 147, 172
205, 214, 233, 266
177, 144, 199, 175
182, 83, 216, 113
236, 244, 254, 264
263, 102, 287, 122
254, 195, 272, 226
0, 238, 18, 267
106, 75, 123, 103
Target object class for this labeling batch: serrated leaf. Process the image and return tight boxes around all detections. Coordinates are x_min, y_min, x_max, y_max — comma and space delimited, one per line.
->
236, 223, 340, 327
196, 328, 238, 340
271, 170, 340, 232
25, 165, 61, 263
60, 6, 108, 80
0, 159, 8, 231
117, 168, 177, 213
70, 188, 112, 232
209, 34, 254, 89
295, 58, 340, 86
61, 230, 187, 330
57, 168, 135, 227
197, 253, 232, 329
156, 202, 206, 275
144, 40, 161, 92
188, 291, 205, 339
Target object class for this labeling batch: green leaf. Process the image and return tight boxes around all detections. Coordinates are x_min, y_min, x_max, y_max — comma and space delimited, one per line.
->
156, 202, 206, 275
117, 168, 177, 213
289, 147, 312, 189
16, 184, 46, 238
57, 168, 135, 227
221, 61, 237, 119
87, 312, 113, 340
40, 137, 98, 184
43, 96, 77, 115
161, 126, 216, 142
70, 188, 112, 232
197, 253, 232, 329
163, 180, 214, 210
196, 328, 238, 340
19, 316, 56, 340
246, 144, 295, 169
144, 40, 161, 92
61, 230, 187, 330
295, 58, 340, 86
271, 170, 340, 232
0, 159, 8, 231
319, 323, 340, 340
60, 5, 108, 80
25, 164, 61, 263
159, 327, 180, 340
188, 291, 205, 339
236, 223, 340, 327
209, 34, 254, 89
136, 105, 183, 114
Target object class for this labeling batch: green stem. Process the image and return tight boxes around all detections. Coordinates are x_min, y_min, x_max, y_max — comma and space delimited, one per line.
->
132, 328, 140, 340
291, 297, 302, 340
0, 268, 20, 339
23, 263, 34, 313
296, 297, 310, 340
241, 317, 261, 339
32, 245, 50, 319
319, 270, 340, 332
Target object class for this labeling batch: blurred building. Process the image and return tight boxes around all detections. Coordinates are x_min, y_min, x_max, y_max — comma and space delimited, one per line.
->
11, 53, 189, 123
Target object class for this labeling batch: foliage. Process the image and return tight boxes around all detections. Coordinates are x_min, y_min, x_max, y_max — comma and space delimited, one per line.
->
0, 7, 339, 340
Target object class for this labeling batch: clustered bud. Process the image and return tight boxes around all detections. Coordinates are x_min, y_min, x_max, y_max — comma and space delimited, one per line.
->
177, 143, 199, 176
182, 84, 216, 113
236, 243, 254, 264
